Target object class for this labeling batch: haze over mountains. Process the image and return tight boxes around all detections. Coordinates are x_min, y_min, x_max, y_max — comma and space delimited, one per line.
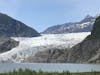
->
42, 15, 95, 34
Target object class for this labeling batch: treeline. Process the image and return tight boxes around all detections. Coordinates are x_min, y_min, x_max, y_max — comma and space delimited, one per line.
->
0, 69, 100, 75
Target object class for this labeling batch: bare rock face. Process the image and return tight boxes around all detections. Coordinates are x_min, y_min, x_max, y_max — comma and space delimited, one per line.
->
68, 39, 100, 63
91, 16, 100, 39
0, 37, 19, 53
25, 48, 69, 63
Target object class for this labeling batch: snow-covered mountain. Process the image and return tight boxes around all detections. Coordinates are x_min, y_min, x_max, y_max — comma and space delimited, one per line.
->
42, 15, 95, 34
0, 32, 90, 63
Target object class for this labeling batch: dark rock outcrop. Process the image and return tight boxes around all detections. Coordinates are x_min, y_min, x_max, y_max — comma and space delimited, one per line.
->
0, 13, 40, 37
91, 16, 100, 39
0, 37, 19, 53
67, 39, 100, 63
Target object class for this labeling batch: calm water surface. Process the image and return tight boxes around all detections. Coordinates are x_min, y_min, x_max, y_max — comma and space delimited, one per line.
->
0, 63, 100, 73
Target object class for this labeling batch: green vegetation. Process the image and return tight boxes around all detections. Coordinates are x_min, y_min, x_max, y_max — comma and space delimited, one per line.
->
0, 69, 100, 75
88, 16, 100, 39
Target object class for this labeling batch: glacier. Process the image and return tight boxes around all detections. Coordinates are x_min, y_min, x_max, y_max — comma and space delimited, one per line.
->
0, 32, 90, 63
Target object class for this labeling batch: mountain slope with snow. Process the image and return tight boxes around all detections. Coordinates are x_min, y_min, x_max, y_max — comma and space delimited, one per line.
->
42, 15, 95, 34
0, 32, 90, 63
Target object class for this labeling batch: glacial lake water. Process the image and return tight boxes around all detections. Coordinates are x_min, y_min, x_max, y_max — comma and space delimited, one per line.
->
0, 63, 100, 73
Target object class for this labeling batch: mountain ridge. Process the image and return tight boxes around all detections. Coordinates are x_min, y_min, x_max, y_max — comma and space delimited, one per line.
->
0, 13, 40, 37
42, 15, 95, 34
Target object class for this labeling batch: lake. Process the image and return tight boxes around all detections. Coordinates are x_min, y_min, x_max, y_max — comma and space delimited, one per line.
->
0, 63, 100, 73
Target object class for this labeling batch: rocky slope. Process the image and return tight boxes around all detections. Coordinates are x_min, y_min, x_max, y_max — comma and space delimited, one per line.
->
0, 37, 19, 53
25, 48, 69, 63
42, 15, 95, 34
0, 13, 40, 37
68, 16, 100, 63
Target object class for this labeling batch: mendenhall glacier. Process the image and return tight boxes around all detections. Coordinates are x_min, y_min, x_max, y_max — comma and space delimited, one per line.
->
0, 32, 90, 63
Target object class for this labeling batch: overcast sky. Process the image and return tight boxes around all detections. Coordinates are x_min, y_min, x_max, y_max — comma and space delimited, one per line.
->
0, 0, 100, 32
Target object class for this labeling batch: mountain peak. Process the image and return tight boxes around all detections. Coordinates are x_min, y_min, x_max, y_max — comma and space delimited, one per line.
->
0, 13, 40, 37
80, 15, 94, 23
85, 15, 93, 19
42, 15, 94, 34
